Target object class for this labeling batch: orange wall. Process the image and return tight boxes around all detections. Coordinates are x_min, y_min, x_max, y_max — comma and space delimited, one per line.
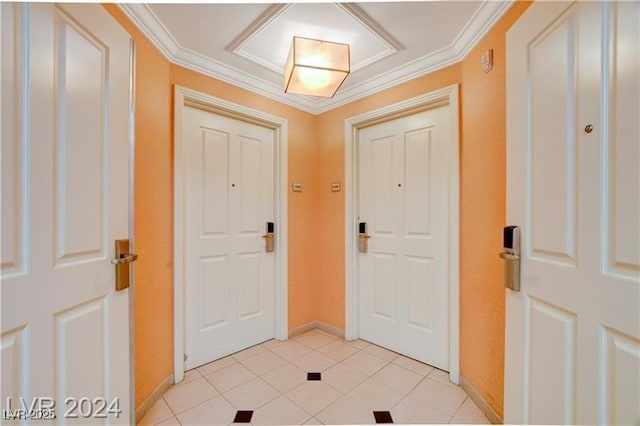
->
458, 2, 531, 415
106, 1, 531, 415
105, 6, 319, 407
103, 5, 175, 408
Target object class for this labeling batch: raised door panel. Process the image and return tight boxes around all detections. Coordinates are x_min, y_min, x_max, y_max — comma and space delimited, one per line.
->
599, 327, 640, 425
1, 326, 29, 407
405, 257, 433, 331
238, 136, 262, 235
1, 4, 25, 276
527, 297, 577, 425
237, 253, 260, 320
200, 256, 228, 330
528, 7, 578, 267
605, 1, 640, 278
372, 253, 395, 320
54, 298, 107, 411
404, 129, 431, 237
54, 10, 107, 265
202, 129, 230, 237
371, 137, 395, 235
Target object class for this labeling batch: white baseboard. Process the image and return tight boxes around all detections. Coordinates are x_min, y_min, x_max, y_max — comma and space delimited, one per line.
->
459, 375, 503, 424
135, 374, 174, 423
288, 321, 345, 339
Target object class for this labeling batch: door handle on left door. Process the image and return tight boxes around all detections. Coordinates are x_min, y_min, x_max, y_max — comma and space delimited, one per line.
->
112, 239, 137, 291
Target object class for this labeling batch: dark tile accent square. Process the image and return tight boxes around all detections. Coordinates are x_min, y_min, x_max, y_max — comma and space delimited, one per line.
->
373, 411, 393, 424
233, 410, 253, 423
307, 372, 321, 381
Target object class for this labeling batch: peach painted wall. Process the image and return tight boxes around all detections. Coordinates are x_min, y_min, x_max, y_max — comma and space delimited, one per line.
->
105, 6, 319, 407
458, 2, 531, 416
103, 5, 174, 408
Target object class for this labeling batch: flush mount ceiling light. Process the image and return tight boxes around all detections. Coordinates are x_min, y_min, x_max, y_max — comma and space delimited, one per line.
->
284, 36, 350, 98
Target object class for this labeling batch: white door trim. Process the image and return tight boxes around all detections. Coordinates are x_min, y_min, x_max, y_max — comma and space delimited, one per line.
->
344, 84, 460, 383
173, 85, 288, 382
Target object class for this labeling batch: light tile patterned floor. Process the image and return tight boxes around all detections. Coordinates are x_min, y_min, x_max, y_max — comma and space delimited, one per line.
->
139, 329, 490, 425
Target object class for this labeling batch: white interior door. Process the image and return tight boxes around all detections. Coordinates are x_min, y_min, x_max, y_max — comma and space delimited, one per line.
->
183, 106, 276, 370
358, 107, 450, 370
1, 3, 132, 423
505, 1, 640, 424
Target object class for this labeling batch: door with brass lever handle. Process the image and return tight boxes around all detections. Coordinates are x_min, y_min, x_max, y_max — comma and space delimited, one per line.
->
112, 239, 138, 291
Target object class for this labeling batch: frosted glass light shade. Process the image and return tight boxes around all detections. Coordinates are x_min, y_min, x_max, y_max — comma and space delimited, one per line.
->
284, 36, 350, 98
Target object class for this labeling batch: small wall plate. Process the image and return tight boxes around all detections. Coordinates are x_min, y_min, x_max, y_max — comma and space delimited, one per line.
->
292, 182, 303, 192
331, 182, 341, 192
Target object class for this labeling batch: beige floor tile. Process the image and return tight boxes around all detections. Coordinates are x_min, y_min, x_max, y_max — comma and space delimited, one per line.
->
294, 331, 336, 349
261, 363, 307, 393
317, 340, 360, 362
303, 417, 323, 425
285, 381, 341, 416
175, 395, 236, 425
428, 368, 457, 387
182, 368, 202, 383
223, 377, 280, 410
162, 377, 219, 414
348, 378, 405, 411
204, 362, 256, 393
392, 355, 434, 376
138, 398, 174, 425
232, 344, 267, 361
269, 340, 312, 361
291, 350, 337, 372
372, 363, 424, 394
260, 338, 286, 350
156, 416, 179, 426
316, 396, 375, 425
341, 350, 388, 376
391, 396, 452, 424
197, 356, 237, 376
240, 350, 287, 376
451, 398, 490, 424
344, 339, 371, 350
362, 344, 399, 361
409, 378, 467, 415
252, 396, 312, 425
322, 363, 368, 394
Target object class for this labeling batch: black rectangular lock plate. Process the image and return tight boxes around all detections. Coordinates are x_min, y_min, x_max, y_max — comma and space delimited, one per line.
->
359, 222, 366, 234
503, 226, 517, 250
267, 222, 274, 233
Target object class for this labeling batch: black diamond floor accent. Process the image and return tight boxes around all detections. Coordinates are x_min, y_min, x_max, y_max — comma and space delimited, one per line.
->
373, 411, 393, 424
307, 372, 321, 381
233, 410, 253, 423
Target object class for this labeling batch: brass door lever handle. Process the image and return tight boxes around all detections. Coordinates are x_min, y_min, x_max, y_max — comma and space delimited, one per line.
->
111, 253, 138, 264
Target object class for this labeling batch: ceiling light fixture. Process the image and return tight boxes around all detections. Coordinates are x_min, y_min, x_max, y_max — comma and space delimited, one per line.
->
284, 36, 350, 98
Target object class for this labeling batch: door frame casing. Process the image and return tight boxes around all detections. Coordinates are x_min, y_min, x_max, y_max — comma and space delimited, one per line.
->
173, 85, 288, 382
344, 85, 460, 384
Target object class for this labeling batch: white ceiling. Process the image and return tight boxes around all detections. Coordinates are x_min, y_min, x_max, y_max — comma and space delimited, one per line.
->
120, 1, 512, 114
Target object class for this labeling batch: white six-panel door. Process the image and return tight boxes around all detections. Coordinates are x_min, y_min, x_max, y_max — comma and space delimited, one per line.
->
183, 106, 276, 370
505, 1, 639, 424
358, 107, 450, 369
1, 3, 132, 423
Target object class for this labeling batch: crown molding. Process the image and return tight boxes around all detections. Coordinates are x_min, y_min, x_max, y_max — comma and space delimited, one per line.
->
228, 3, 402, 74
117, 1, 513, 115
